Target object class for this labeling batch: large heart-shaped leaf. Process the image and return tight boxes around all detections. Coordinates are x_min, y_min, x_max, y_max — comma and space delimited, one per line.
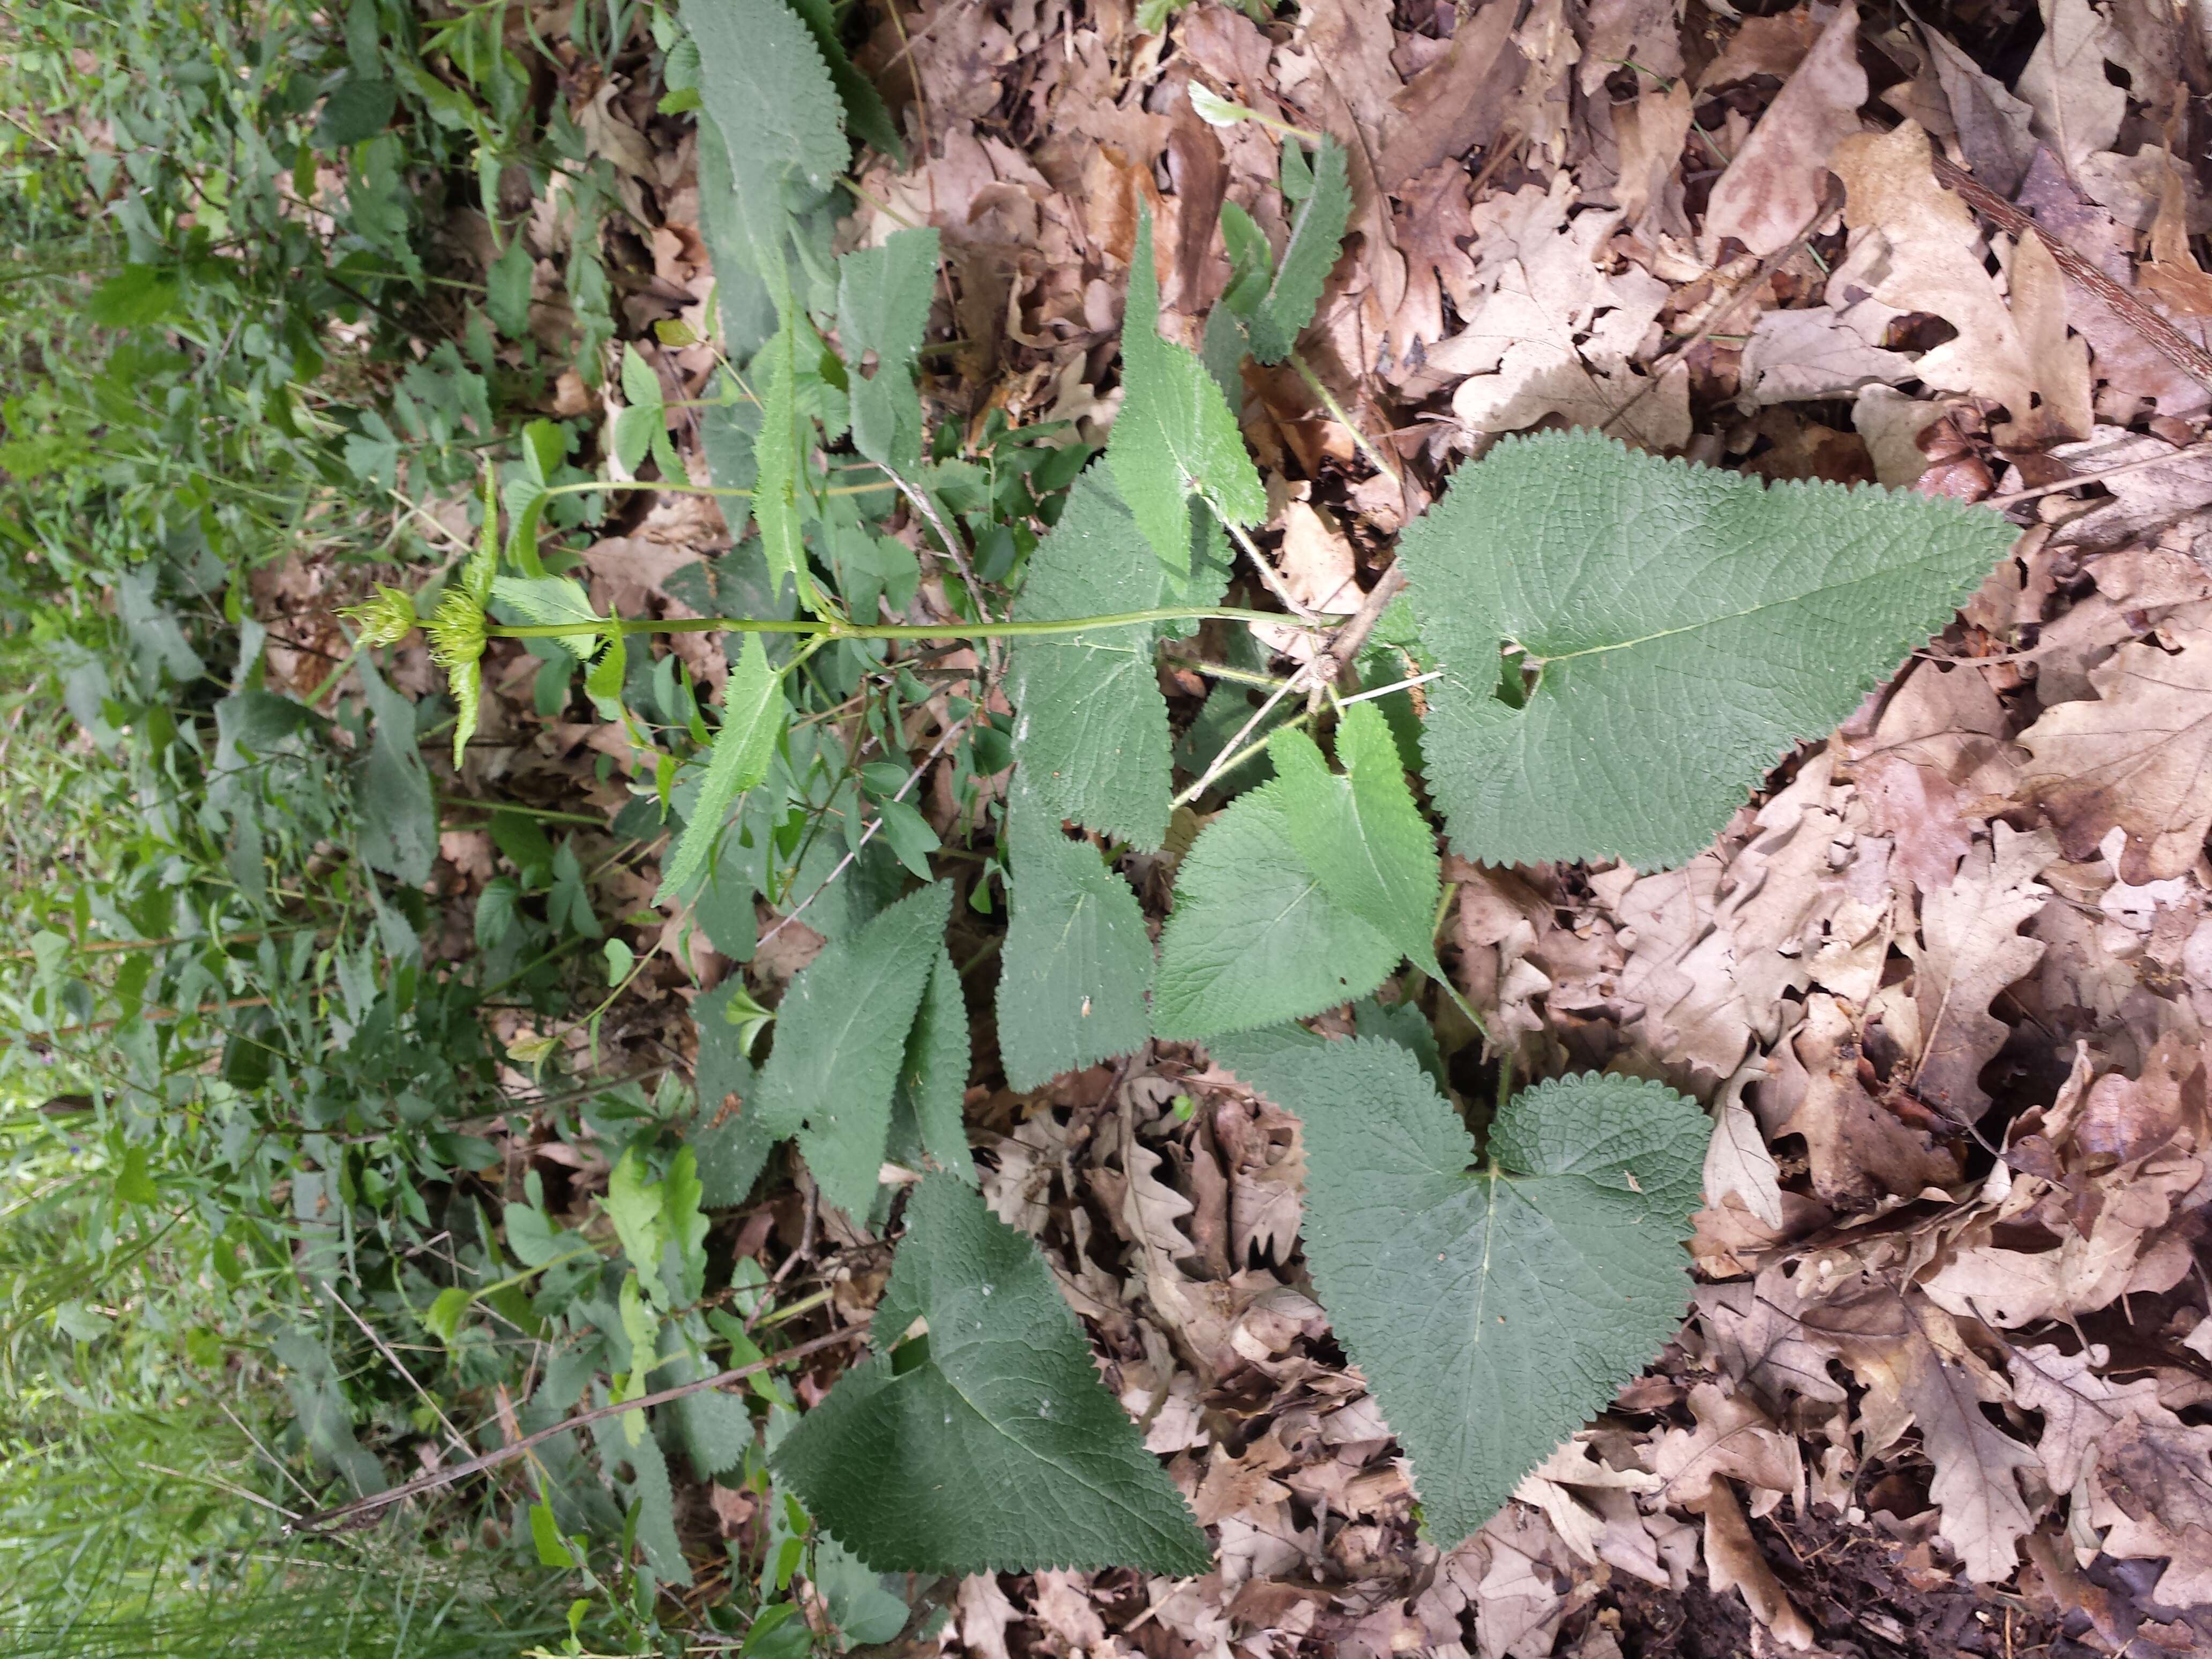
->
1209, 1030, 1706, 1543
1398, 430, 2016, 869
774, 1176, 1209, 1574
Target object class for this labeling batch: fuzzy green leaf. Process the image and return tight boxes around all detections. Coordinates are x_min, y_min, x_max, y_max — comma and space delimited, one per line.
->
773, 1175, 1208, 1574
1008, 466, 1179, 850
786, 0, 905, 163
659, 633, 784, 903
893, 945, 975, 1182
997, 783, 1155, 1088
1107, 210, 1267, 573
1268, 703, 1443, 980
838, 228, 938, 471
1208, 1033, 1706, 1545
750, 299, 807, 608
1399, 431, 2019, 869
1244, 137, 1349, 363
1151, 761, 1404, 1042
751, 881, 950, 1218
354, 656, 438, 890
689, 979, 770, 1208
681, 0, 847, 192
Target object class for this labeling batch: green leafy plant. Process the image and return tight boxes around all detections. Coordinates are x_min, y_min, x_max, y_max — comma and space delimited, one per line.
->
8, 0, 2024, 1631
354, 0, 2020, 1587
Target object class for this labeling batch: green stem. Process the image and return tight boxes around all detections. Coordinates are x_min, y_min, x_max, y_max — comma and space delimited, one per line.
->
1289, 350, 1403, 489
488, 605, 1325, 644
534, 477, 897, 503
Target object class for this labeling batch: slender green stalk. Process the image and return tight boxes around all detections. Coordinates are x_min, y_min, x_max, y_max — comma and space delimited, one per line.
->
1289, 350, 1403, 488
489, 604, 1331, 644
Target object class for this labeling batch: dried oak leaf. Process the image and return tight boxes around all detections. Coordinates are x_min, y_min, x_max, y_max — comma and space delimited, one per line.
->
1910, 822, 2060, 1118
1802, 1280, 2042, 1582
2021, 618, 2212, 883
1701, 1, 1864, 258
1780, 992, 1962, 1208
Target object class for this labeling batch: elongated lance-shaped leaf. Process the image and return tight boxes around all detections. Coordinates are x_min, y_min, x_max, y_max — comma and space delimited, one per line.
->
490, 576, 602, 662
774, 1175, 1209, 1574
1245, 137, 1349, 364
1209, 1030, 1706, 1545
1008, 465, 1197, 851
838, 228, 939, 472
657, 633, 785, 903
689, 978, 770, 1208
750, 276, 808, 608
751, 881, 950, 1219
786, 0, 905, 163
893, 944, 975, 1182
1152, 764, 1403, 1041
1107, 209, 1267, 573
1268, 703, 1444, 981
996, 778, 1155, 1088
1399, 430, 2018, 870
681, 0, 847, 192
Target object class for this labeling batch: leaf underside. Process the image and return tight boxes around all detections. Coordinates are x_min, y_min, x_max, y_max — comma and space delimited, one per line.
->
1398, 430, 2019, 870
1207, 1030, 1707, 1544
773, 1175, 1210, 1575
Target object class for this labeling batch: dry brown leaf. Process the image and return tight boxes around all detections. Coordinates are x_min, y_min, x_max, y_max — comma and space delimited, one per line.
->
1652, 1381, 1805, 1512
1702, 1, 1864, 258
1704, 1060, 1785, 1229
1830, 121, 2038, 421
2020, 622, 2212, 883
1910, 823, 2060, 1118
1697, 1477, 1815, 1648
1611, 80, 1694, 242
1803, 1281, 2041, 1581
1700, 4, 1829, 87
1997, 226, 2094, 445
1693, 1265, 1851, 1414
1375, 0, 1522, 193
1919, 20, 2039, 196
2017, 153, 2212, 420
2015, 0, 2126, 173
1443, 186, 1688, 444
1780, 992, 1962, 1207
1738, 303, 1917, 405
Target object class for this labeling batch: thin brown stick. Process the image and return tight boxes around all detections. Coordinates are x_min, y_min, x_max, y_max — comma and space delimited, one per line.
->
1986, 440, 2212, 507
1309, 562, 1408, 694
284, 1325, 864, 1535
1930, 151, 2212, 394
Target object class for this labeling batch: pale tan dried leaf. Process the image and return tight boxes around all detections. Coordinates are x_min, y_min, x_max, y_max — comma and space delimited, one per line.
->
2021, 624, 2212, 882
1803, 1281, 2041, 1581
1831, 122, 2038, 417
1611, 81, 1694, 241
1704, 1062, 1785, 1229
1702, 2, 1864, 257
1738, 303, 1917, 405
1693, 1265, 1850, 1413
1652, 1381, 1805, 1511
1911, 823, 2059, 1117
1697, 1478, 1814, 1648
1997, 227, 2093, 444
2015, 0, 2127, 171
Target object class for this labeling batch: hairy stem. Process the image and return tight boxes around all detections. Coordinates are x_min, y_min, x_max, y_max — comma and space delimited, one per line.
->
488, 604, 1332, 644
